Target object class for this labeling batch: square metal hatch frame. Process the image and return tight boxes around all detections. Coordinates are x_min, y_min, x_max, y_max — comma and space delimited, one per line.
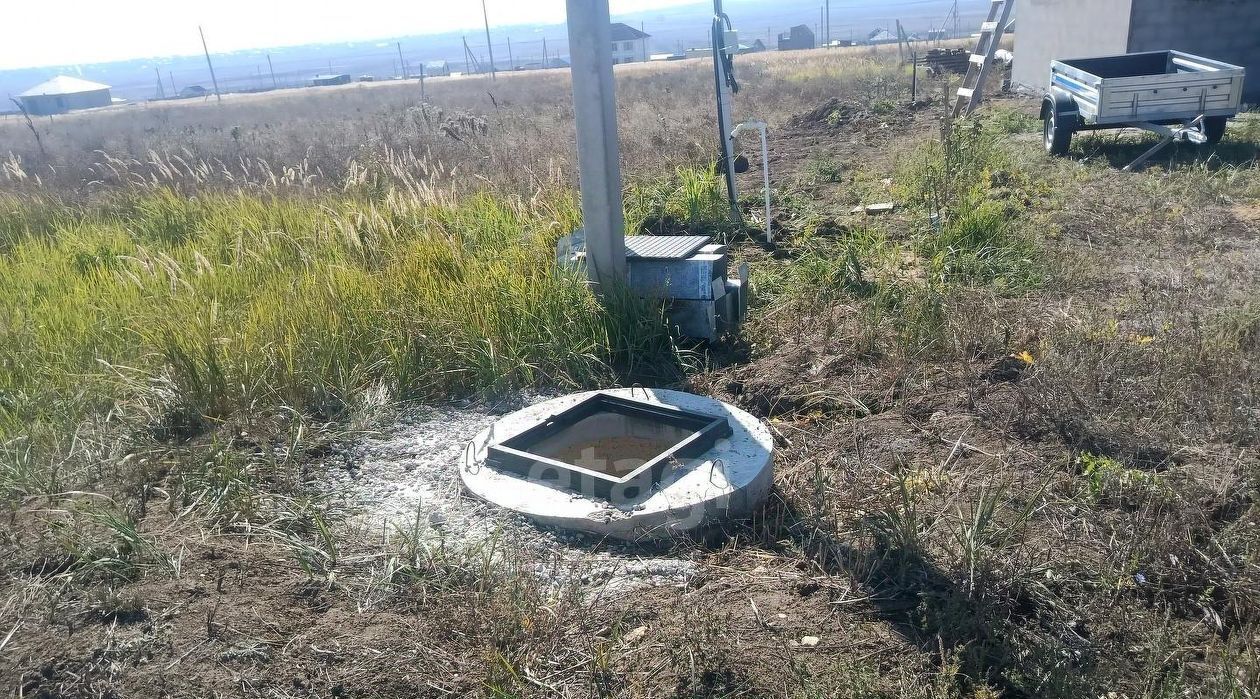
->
485, 392, 732, 501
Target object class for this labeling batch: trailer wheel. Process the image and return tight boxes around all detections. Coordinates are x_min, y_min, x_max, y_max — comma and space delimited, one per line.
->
1042, 95, 1076, 156
1202, 116, 1227, 146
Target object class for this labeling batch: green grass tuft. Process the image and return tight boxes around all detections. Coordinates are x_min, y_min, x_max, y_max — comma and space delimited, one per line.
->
0, 186, 680, 497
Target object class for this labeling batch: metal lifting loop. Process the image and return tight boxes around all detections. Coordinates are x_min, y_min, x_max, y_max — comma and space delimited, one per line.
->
709, 458, 725, 486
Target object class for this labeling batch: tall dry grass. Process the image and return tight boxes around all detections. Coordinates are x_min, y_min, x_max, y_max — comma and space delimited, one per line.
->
0, 46, 913, 197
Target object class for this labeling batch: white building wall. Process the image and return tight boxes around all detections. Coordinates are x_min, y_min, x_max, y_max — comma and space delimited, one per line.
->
1011, 0, 1133, 92
611, 39, 642, 64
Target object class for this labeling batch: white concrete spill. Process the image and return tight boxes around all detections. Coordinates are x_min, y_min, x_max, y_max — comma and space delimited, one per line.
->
317, 398, 698, 597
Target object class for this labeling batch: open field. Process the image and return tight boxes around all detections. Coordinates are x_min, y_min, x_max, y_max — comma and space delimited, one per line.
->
1, 45, 918, 196
2, 45, 1260, 698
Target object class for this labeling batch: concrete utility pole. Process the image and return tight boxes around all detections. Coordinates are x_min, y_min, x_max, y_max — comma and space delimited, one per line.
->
267, 54, 277, 89
566, 0, 625, 288
155, 67, 165, 99
199, 26, 222, 102
825, 0, 830, 45
507, 37, 514, 70
481, 0, 497, 80
543, 36, 549, 67
397, 42, 408, 78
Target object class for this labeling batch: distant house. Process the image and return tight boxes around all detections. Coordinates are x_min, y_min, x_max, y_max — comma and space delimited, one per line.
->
17, 76, 111, 115
777, 25, 815, 51
867, 28, 897, 44
312, 74, 352, 86
516, 56, 571, 71
423, 60, 450, 77
610, 22, 650, 64
649, 52, 685, 62
178, 85, 210, 99
739, 39, 767, 54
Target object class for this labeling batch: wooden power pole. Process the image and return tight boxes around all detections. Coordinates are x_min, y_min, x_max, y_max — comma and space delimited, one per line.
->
199, 26, 222, 102
463, 37, 482, 74
481, 0, 497, 80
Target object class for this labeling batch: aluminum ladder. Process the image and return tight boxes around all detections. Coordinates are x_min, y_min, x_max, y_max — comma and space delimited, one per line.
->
951, 0, 1015, 118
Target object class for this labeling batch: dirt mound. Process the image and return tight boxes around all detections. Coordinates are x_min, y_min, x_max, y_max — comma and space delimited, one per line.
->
721, 350, 898, 418
699, 307, 903, 419
787, 98, 864, 130
785, 98, 919, 134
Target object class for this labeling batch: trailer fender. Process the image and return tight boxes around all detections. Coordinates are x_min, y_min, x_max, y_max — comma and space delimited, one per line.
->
1040, 91, 1078, 121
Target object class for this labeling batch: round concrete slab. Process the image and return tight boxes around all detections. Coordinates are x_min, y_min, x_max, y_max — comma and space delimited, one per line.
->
459, 388, 774, 541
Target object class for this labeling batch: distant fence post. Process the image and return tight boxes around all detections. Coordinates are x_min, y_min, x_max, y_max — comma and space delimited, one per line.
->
911, 51, 917, 103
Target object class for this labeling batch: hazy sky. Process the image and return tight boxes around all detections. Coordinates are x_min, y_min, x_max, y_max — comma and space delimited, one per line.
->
0, 0, 695, 70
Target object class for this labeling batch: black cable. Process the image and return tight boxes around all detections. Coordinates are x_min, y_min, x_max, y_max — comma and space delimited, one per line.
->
716, 12, 739, 93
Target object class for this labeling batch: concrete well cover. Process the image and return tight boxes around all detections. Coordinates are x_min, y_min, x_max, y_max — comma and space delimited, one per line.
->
460, 388, 773, 540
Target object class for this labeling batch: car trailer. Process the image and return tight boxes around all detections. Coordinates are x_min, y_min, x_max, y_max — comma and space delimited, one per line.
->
1041, 50, 1246, 171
